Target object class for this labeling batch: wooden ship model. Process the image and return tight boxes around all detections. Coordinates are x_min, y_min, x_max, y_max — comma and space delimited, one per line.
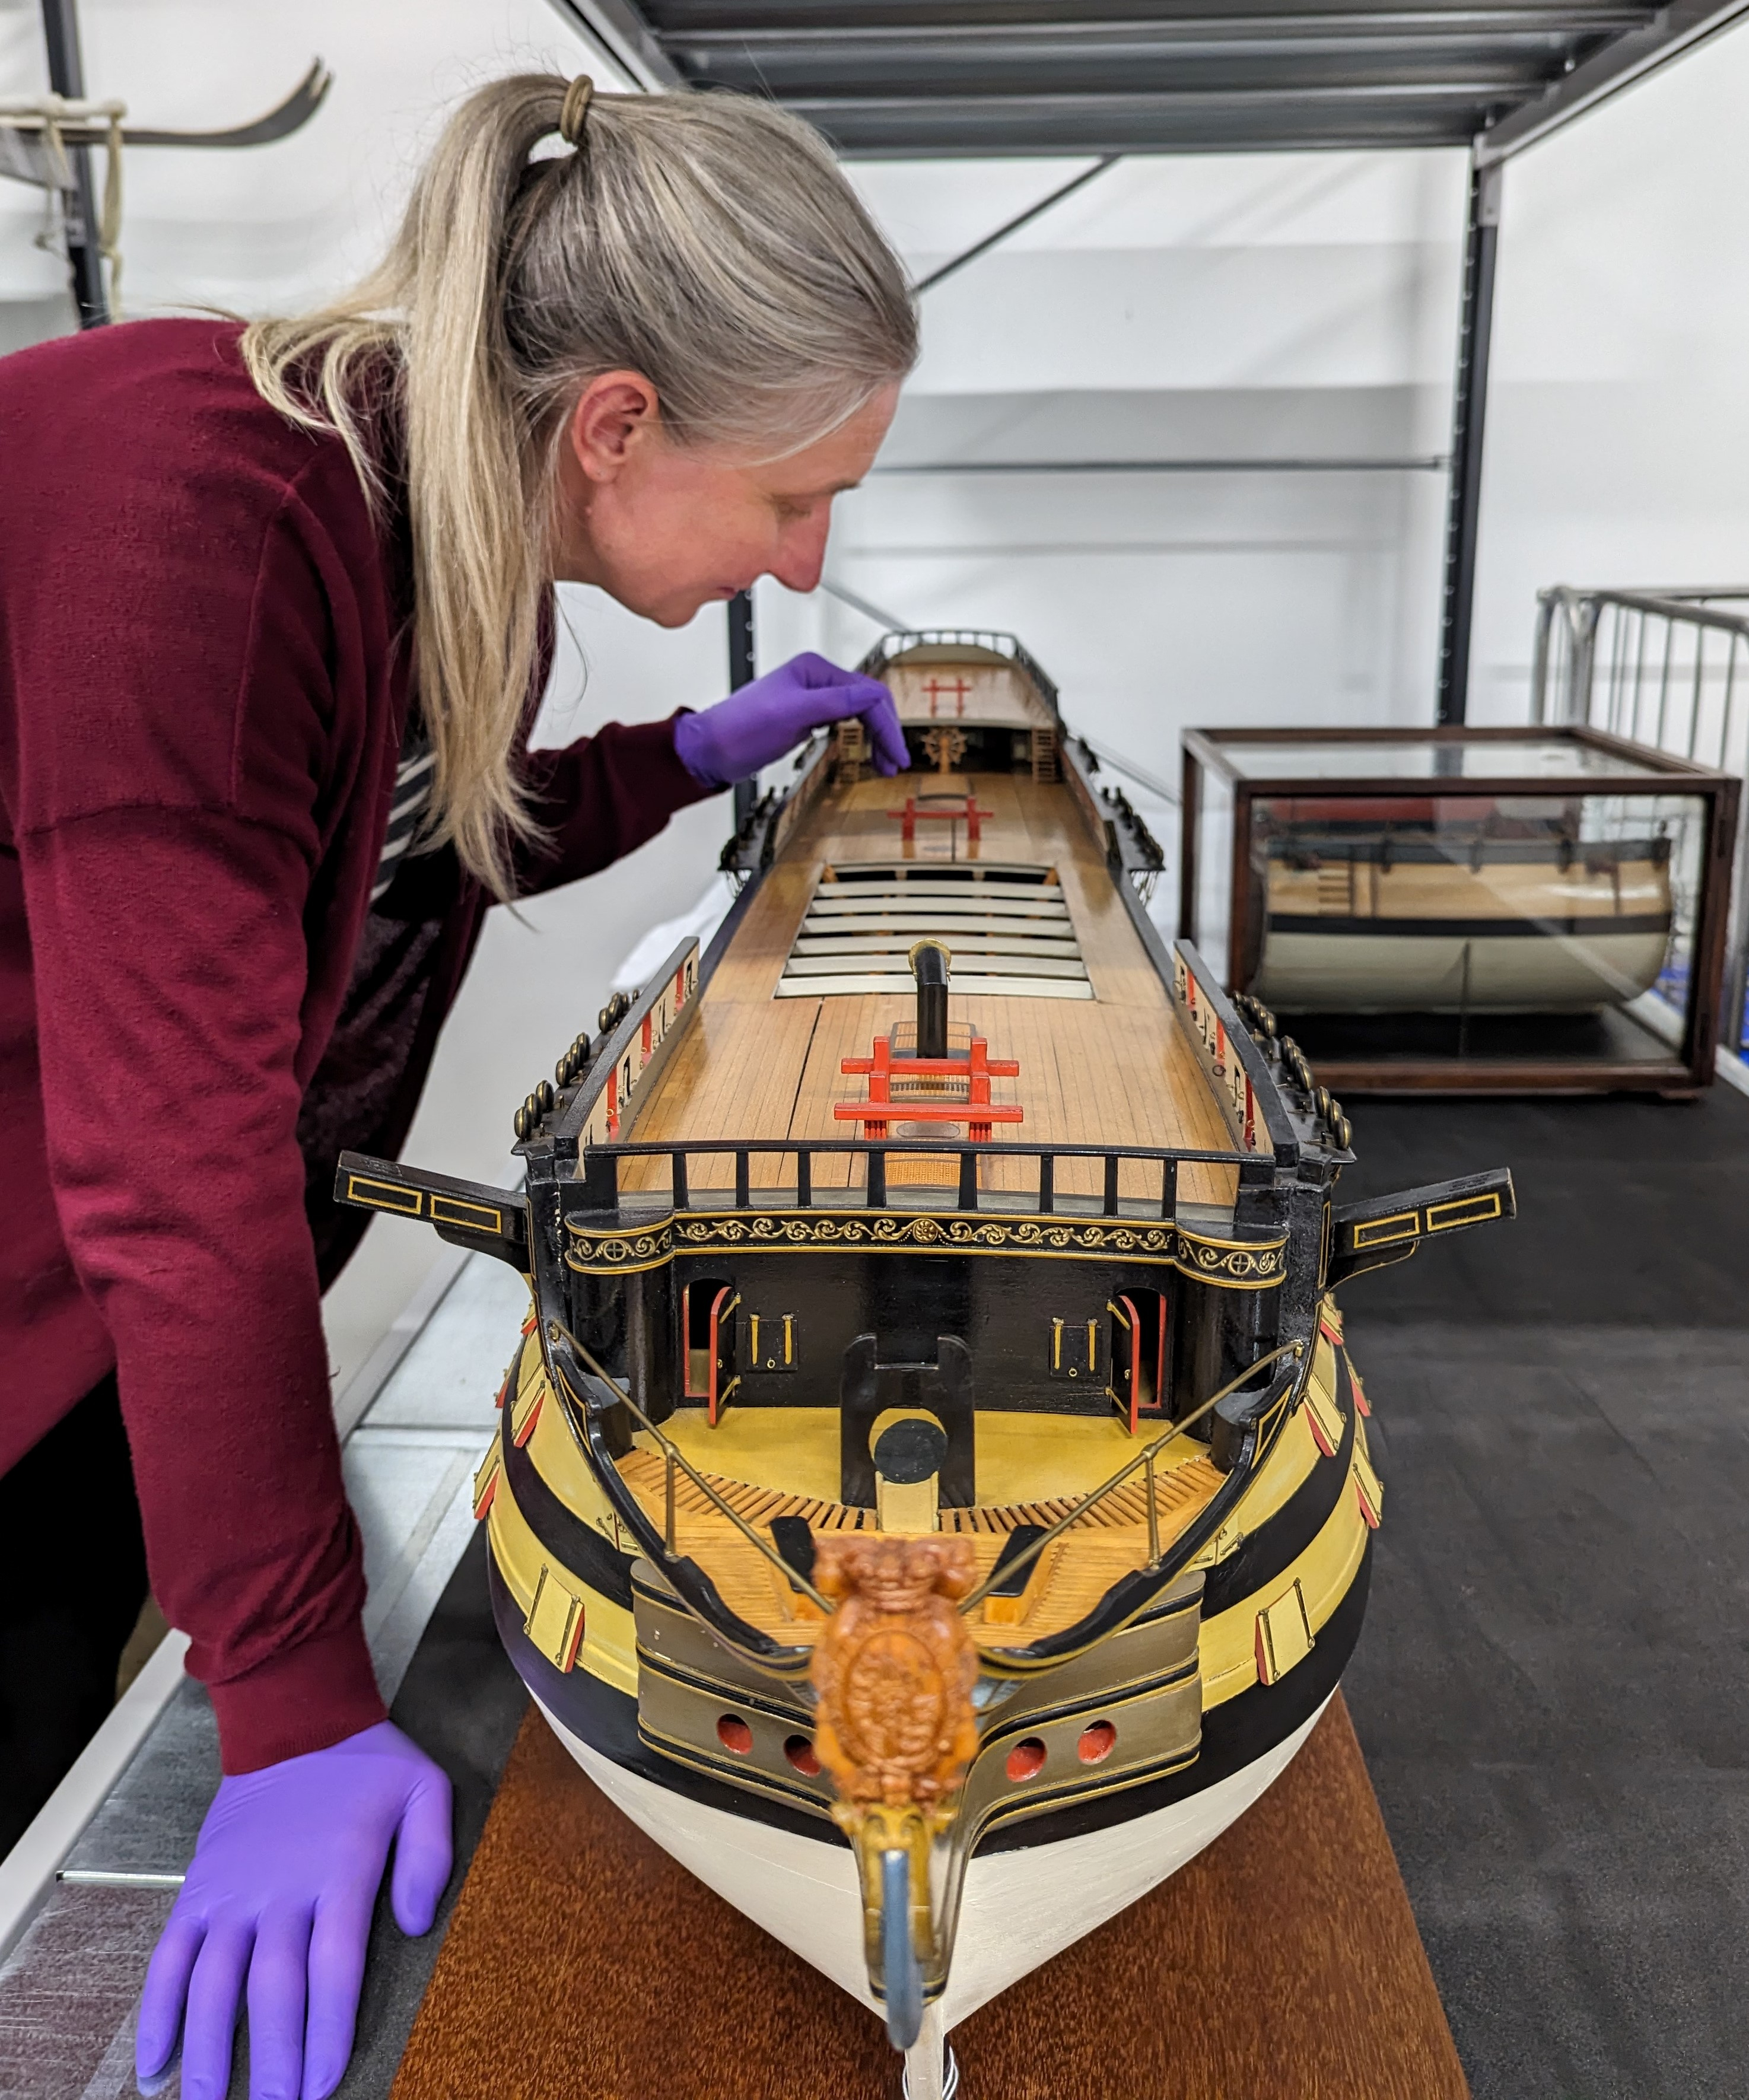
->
341, 632, 1513, 2096
1246, 794, 1674, 1016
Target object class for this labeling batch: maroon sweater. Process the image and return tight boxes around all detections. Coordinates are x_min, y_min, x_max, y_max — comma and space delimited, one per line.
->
0, 320, 713, 1770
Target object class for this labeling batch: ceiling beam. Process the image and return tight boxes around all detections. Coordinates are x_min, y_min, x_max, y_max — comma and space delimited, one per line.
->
793, 82, 1531, 155
1474, 0, 1749, 158
545, 0, 683, 90
548, 0, 1749, 163
670, 8, 1652, 55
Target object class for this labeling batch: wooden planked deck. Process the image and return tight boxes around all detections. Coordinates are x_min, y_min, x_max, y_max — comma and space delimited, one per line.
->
628, 769, 1238, 1207
613, 1441, 1225, 1643
389, 1695, 1469, 2100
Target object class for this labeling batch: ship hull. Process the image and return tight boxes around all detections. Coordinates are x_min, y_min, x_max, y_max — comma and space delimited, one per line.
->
334, 629, 1512, 2074
488, 1535, 1369, 2027
542, 1692, 1326, 2029
1252, 924, 1670, 1013
1249, 835, 1673, 1013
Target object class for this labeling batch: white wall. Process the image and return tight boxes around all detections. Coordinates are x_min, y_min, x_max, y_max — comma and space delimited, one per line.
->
834, 149, 1469, 789
1470, 27, 1749, 725
0, 0, 627, 322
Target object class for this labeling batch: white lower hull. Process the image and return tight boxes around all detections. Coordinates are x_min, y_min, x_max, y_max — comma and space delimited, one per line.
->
536, 1694, 1326, 2032
1253, 928, 1667, 1013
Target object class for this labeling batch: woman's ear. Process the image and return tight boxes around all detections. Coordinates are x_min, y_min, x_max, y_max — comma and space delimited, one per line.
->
567, 371, 662, 483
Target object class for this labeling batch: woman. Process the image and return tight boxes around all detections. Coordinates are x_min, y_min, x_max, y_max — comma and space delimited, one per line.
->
0, 72, 914, 2100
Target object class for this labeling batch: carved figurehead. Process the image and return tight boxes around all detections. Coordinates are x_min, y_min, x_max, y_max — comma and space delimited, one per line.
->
812, 1534, 980, 1808
810, 1534, 981, 2044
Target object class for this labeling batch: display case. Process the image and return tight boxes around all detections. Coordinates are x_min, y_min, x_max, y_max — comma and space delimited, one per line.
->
1179, 726, 1740, 1093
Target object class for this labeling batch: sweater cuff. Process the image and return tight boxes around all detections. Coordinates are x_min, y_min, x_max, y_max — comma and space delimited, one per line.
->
205, 1617, 387, 1775
651, 710, 724, 807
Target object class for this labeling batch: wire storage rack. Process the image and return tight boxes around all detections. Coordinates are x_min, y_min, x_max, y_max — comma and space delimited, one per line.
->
1534, 585, 1749, 1051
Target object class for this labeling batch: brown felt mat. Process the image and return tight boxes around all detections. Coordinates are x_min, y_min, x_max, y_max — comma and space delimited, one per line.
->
390, 1692, 1467, 2099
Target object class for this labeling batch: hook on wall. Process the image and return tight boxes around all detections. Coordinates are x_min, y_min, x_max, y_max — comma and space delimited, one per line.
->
1, 21, 333, 327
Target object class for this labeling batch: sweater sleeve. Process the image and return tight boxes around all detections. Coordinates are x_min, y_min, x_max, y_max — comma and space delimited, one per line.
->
507, 714, 720, 900
5, 405, 394, 1772
21, 806, 385, 1770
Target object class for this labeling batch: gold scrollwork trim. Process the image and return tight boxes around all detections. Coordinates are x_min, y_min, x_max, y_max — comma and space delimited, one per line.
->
564, 1208, 1286, 1288
562, 1220, 675, 1275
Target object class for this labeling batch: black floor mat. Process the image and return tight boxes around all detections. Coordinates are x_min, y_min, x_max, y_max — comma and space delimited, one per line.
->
1337, 1083, 1749, 2098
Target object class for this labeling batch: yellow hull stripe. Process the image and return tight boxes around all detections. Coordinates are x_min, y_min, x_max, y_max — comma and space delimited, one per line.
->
485, 1370, 1371, 1720
1198, 1440, 1370, 1708
485, 1438, 640, 1701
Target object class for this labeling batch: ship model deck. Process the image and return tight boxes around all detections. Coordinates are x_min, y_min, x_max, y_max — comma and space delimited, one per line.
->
340, 632, 1512, 2094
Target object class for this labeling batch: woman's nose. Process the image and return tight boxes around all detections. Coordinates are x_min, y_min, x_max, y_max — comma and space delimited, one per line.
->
770, 511, 831, 595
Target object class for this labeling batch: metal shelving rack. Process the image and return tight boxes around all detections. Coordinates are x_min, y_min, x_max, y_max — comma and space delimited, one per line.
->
559, 0, 1749, 727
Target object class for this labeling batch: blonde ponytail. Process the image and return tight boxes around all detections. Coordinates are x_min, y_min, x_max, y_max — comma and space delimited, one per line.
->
242, 77, 915, 896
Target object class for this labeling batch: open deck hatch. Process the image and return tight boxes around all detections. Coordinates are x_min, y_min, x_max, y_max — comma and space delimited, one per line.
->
777, 861, 1095, 1001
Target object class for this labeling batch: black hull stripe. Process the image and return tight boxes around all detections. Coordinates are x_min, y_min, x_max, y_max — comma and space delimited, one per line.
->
1266, 913, 1670, 940
1268, 837, 1669, 868
1201, 1348, 1356, 1617
498, 1415, 637, 1609
490, 1536, 1372, 1858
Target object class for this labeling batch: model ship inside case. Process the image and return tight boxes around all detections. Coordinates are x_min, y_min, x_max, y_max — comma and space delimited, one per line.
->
340, 634, 1512, 2096
1248, 795, 1675, 1014
1181, 727, 1738, 1095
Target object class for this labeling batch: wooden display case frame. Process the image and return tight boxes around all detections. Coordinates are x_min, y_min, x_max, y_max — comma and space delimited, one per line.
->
1179, 724, 1740, 1096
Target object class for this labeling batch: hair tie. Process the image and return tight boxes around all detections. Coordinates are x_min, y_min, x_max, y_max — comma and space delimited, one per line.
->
559, 75, 595, 149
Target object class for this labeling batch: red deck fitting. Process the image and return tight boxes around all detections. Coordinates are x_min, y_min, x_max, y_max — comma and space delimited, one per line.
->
886, 793, 993, 845
837, 1032, 1022, 1142
920, 674, 972, 718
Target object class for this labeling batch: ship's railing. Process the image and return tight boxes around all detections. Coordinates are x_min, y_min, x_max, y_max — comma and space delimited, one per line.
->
856, 627, 1063, 718
574, 1134, 1268, 1221
955, 1338, 1307, 1611
555, 1324, 1307, 1654
1532, 583, 1749, 1047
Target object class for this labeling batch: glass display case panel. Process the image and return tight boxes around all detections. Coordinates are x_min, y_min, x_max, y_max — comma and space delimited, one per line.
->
1242, 789, 1706, 1068
1190, 764, 1235, 975
1211, 739, 1656, 782
1178, 728, 1740, 1094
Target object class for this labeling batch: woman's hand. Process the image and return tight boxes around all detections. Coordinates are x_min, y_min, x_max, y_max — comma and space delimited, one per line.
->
673, 651, 908, 787
136, 1720, 453, 2100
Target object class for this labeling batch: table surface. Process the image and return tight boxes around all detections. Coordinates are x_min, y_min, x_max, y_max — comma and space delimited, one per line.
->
390, 1693, 1467, 2100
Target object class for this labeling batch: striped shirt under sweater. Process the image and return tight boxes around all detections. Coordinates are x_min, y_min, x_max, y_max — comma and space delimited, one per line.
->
371, 723, 434, 904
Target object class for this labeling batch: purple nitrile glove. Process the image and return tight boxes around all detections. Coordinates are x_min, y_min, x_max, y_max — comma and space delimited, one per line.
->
135, 1721, 451, 2100
673, 650, 908, 787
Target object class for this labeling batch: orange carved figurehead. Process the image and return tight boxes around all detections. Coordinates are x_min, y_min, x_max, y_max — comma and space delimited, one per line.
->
810, 1534, 980, 1815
